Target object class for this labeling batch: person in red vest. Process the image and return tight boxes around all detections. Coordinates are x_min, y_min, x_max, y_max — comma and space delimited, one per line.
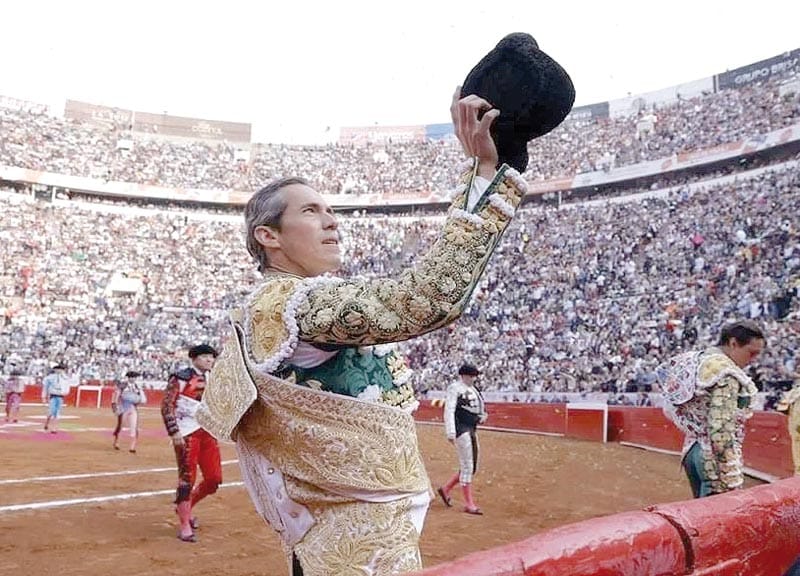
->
162, 344, 221, 542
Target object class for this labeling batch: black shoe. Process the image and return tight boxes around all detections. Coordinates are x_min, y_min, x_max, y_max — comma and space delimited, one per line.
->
437, 487, 452, 508
177, 532, 197, 543
464, 506, 483, 515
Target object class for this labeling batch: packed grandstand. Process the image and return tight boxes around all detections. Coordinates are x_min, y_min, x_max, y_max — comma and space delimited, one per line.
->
1, 48, 798, 406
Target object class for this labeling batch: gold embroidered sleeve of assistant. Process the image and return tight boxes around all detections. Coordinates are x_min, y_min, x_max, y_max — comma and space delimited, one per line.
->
707, 375, 743, 493
294, 162, 527, 346
778, 382, 800, 412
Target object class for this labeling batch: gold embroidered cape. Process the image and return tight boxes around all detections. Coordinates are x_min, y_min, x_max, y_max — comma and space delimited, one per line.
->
216, 319, 430, 575
777, 378, 800, 475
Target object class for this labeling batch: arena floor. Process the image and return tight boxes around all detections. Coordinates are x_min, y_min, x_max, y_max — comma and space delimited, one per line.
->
0, 406, 761, 575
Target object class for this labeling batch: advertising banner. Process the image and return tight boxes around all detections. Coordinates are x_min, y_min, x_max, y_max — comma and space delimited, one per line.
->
1, 95, 49, 115
339, 125, 426, 145
716, 49, 800, 90
132, 111, 251, 142
565, 101, 609, 123
64, 100, 133, 128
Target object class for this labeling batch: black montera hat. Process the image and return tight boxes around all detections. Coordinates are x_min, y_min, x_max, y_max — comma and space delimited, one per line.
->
125, 370, 142, 378
188, 344, 219, 359
458, 364, 480, 376
461, 32, 575, 173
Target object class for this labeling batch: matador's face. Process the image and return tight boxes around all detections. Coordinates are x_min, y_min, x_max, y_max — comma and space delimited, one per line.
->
259, 184, 341, 277
727, 337, 765, 368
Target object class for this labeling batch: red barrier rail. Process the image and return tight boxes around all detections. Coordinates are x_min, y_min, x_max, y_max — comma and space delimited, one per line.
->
650, 477, 800, 575
408, 477, 800, 576
411, 511, 687, 576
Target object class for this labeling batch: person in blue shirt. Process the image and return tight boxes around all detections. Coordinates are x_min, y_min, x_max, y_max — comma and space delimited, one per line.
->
41, 363, 71, 433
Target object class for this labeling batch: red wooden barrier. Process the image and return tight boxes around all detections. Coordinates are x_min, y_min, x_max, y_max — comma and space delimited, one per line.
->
486, 403, 567, 435
419, 401, 568, 435
408, 478, 800, 576
408, 511, 687, 576
609, 407, 683, 451
743, 411, 794, 479
650, 476, 800, 575
415, 401, 444, 423
565, 404, 607, 443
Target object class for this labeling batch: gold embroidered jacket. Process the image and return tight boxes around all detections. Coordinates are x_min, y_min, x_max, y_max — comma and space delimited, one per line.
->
198, 161, 527, 441
777, 378, 800, 475
665, 348, 758, 494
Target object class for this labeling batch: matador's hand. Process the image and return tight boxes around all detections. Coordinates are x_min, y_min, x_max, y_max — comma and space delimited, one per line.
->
451, 86, 499, 180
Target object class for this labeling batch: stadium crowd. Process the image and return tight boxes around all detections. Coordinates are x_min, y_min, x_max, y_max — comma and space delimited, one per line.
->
1, 161, 798, 398
1, 76, 798, 195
